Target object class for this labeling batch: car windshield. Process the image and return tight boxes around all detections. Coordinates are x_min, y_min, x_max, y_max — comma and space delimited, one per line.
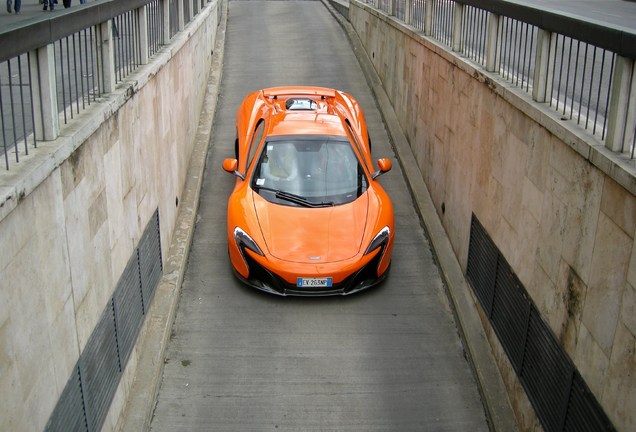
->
250, 137, 368, 207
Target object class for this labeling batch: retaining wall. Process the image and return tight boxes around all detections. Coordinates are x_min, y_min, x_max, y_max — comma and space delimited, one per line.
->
0, 3, 222, 431
349, 1, 636, 430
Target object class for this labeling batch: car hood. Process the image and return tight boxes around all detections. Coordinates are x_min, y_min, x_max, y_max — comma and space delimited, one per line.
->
252, 191, 369, 263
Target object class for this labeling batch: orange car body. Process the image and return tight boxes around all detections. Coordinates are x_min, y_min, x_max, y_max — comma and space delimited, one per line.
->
222, 86, 394, 296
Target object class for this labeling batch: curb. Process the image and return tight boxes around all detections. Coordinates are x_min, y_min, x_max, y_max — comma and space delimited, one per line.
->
320, 1, 519, 431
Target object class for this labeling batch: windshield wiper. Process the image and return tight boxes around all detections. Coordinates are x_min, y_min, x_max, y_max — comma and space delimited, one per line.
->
276, 190, 334, 208
255, 186, 334, 208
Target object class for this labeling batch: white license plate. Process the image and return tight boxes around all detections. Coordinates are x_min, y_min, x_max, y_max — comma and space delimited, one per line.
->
297, 277, 333, 288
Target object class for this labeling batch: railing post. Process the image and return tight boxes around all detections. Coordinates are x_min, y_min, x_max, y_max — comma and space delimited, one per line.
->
404, 0, 412, 25
139, 5, 150, 65
627, 69, 636, 156
452, 3, 464, 52
100, 20, 116, 94
193, 0, 200, 15
29, 46, 59, 141
605, 56, 636, 153
485, 12, 499, 72
178, 0, 185, 31
163, 0, 171, 43
424, 0, 433, 36
532, 28, 553, 103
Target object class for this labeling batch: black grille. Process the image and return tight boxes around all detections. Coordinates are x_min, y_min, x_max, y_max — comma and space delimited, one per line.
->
564, 373, 615, 431
466, 213, 615, 432
44, 366, 88, 432
46, 209, 162, 432
491, 259, 531, 374
80, 302, 122, 432
139, 210, 163, 313
521, 309, 574, 431
113, 255, 144, 367
466, 215, 498, 316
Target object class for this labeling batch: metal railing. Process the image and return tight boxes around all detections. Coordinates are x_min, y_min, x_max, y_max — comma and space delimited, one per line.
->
0, 53, 35, 169
360, 0, 636, 158
430, 0, 453, 47
460, 5, 488, 68
0, 0, 212, 171
498, 17, 536, 92
54, 28, 102, 125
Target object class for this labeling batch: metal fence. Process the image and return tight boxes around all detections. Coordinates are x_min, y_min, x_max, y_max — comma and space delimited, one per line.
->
359, 0, 636, 158
0, 0, 212, 171
498, 17, 537, 92
0, 53, 35, 168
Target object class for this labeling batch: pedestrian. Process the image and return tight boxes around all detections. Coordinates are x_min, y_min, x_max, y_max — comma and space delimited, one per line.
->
6, 0, 21, 14
42, 0, 54, 11
62, 0, 71, 7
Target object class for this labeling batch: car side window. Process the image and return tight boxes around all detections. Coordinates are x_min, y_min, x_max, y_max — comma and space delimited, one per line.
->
247, 120, 265, 170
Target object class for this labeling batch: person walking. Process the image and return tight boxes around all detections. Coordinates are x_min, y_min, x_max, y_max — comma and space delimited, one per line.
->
6, 0, 21, 14
42, 0, 54, 11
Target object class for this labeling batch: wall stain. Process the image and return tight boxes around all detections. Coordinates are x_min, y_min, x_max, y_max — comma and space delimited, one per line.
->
561, 265, 585, 351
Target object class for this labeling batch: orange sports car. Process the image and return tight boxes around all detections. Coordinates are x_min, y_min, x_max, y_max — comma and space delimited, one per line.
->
222, 86, 394, 296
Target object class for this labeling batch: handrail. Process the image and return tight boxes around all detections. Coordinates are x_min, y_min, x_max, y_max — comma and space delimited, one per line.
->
364, 0, 636, 158
0, 0, 153, 62
1, 0, 209, 171
459, 0, 636, 58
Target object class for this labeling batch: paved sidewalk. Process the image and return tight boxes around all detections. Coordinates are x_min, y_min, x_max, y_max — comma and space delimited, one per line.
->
0, 0, 91, 30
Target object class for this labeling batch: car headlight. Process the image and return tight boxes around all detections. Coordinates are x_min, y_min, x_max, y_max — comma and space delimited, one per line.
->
234, 227, 264, 256
364, 226, 390, 255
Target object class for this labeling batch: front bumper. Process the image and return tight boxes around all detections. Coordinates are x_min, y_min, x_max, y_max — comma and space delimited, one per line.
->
234, 251, 389, 296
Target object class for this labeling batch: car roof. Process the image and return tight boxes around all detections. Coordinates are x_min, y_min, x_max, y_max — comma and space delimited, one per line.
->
267, 111, 347, 137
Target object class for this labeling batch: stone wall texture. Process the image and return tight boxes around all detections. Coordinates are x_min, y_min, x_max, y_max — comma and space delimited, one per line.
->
349, 2, 636, 430
0, 3, 221, 431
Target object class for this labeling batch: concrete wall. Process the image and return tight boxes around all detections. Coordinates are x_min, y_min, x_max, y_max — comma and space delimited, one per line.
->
349, 2, 636, 430
0, 2, 222, 431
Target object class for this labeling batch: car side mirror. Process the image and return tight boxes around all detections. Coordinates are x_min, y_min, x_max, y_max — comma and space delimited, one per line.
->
372, 158, 392, 180
222, 158, 245, 180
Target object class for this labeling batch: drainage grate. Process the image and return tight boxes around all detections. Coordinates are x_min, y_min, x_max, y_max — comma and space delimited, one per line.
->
44, 365, 88, 432
139, 210, 163, 314
79, 302, 121, 432
113, 255, 144, 368
45, 209, 162, 432
466, 213, 615, 432
466, 216, 498, 316
491, 259, 531, 374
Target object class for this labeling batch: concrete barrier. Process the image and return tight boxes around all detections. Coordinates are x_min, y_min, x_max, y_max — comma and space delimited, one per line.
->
0, 1, 223, 430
